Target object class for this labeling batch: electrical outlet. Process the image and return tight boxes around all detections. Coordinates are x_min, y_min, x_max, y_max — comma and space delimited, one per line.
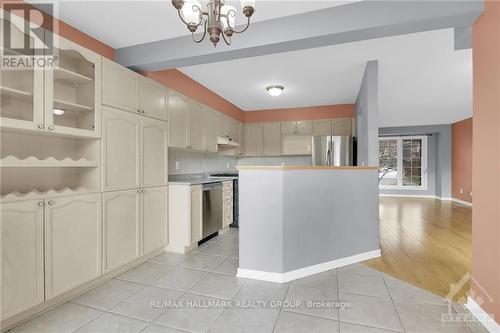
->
469, 191, 472, 197
226, 161, 229, 169
460, 188, 464, 194
175, 161, 180, 170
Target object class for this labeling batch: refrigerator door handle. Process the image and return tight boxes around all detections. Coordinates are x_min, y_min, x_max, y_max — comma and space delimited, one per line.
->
327, 150, 331, 166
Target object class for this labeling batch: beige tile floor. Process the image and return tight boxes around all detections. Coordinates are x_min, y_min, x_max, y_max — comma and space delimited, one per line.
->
8, 229, 488, 333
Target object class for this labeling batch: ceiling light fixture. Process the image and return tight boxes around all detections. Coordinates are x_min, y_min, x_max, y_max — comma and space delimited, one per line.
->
266, 85, 284, 97
53, 108, 65, 115
171, 0, 255, 47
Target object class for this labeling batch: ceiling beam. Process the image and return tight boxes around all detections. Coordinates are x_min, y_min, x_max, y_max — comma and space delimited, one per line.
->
116, 0, 483, 71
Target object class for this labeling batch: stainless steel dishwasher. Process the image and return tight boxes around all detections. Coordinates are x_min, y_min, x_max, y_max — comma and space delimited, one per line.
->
202, 182, 223, 238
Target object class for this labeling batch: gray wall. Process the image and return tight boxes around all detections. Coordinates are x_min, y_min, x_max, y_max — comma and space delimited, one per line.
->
168, 149, 237, 175
356, 60, 379, 166
239, 169, 379, 273
379, 125, 452, 198
238, 156, 311, 167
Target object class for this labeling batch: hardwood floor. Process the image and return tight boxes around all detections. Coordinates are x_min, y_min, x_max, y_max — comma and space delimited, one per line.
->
363, 197, 472, 302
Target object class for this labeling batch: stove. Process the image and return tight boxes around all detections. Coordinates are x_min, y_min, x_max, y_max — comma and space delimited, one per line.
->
209, 172, 239, 228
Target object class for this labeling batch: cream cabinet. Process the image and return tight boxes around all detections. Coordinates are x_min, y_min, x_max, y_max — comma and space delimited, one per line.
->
245, 123, 263, 156
280, 121, 312, 135
102, 107, 141, 191
280, 121, 296, 135
205, 107, 218, 153
238, 123, 246, 155
102, 107, 167, 191
102, 58, 140, 114
188, 99, 206, 151
140, 78, 167, 121
282, 135, 313, 155
313, 119, 332, 136
142, 118, 168, 187
263, 122, 281, 156
142, 186, 168, 254
101, 190, 141, 273
168, 90, 189, 148
333, 118, 352, 136
190, 185, 203, 245
222, 181, 233, 228
1, 200, 44, 320
44, 194, 101, 300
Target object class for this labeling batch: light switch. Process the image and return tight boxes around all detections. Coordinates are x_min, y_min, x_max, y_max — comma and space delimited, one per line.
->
460, 188, 464, 194
175, 161, 180, 170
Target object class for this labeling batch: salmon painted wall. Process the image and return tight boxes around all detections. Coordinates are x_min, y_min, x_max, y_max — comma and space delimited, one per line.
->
143, 69, 245, 122
472, 0, 500, 325
452, 118, 473, 203
1, 0, 115, 59
244, 104, 355, 123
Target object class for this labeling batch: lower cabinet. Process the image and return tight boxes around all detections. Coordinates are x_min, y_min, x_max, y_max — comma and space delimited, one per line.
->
190, 185, 203, 245
44, 194, 101, 300
1, 200, 44, 320
222, 181, 233, 228
142, 186, 168, 254
102, 190, 141, 273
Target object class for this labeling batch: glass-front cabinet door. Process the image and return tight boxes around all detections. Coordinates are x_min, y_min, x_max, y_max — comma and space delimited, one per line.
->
44, 35, 101, 138
0, 17, 44, 132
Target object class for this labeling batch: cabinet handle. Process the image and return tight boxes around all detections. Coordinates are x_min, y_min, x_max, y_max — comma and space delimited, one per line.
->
48, 200, 54, 205
137, 189, 142, 193
137, 109, 141, 113
37, 201, 44, 207
141, 110, 145, 114
37, 123, 43, 130
48, 125, 54, 131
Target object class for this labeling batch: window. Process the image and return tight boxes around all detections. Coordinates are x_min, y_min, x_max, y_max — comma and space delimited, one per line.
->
379, 136, 427, 189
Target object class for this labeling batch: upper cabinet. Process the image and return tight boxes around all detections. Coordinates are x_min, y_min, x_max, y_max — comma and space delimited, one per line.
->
205, 107, 218, 153
332, 118, 352, 136
188, 99, 206, 151
102, 58, 140, 113
263, 122, 281, 156
140, 78, 167, 121
45, 36, 102, 138
245, 123, 263, 156
168, 90, 189, 148
280, 120, 312, 135
313, 120, 332, 136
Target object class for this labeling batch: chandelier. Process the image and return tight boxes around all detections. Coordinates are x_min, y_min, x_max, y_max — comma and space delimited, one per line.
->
171, 0, 256, 47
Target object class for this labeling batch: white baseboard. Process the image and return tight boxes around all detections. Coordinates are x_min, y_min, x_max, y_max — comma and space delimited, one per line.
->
465, 297, 500, 333
452, 198, 473, 207
236, 249, 381, 283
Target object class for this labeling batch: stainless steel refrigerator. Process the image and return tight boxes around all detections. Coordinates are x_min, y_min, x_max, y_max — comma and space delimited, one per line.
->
311, 136, 353, 166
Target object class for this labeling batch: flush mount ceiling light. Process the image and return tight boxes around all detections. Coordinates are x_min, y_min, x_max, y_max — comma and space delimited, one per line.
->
266, 85, 284, 97
171, 0, 255, 47
53, 108, 65, 115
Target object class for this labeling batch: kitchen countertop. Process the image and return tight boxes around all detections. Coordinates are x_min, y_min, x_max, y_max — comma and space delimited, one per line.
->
168, 173, 237, 185
236, 165, 379, 170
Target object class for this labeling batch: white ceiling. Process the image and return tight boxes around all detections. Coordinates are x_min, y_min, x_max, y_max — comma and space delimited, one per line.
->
180, 28, 472, 127
28, 0, 360, 48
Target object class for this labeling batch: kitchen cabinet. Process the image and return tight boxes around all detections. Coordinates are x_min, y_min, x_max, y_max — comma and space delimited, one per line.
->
280, 121, 312, 135
188, 99, 206, 151
142, 118, 168, 187
142, 186, 168, 254
102, 107, 167, 191
190, 185, 203, 245
1, 200, 44, 319
44, 194, 101, 300
263, 122, 281, 156
140, 78, 167, 121
282, 135, 312, 155
168, 90, 189, 148
333, 118, 352, 136
222, 181, 233, 228
245, 123, 263, 156
102, 107, 141, 191
205, 107, 218, 153
102, 58, 140, 114
239, 123, 246, 155
102, 190, 141, 273
313, 119, 332, 136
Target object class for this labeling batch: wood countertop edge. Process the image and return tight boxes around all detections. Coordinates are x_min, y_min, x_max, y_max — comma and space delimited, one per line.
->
236, 166, 380, 170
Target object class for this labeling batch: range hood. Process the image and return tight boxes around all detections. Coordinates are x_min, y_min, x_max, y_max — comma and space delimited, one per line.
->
217, 136, 239, 148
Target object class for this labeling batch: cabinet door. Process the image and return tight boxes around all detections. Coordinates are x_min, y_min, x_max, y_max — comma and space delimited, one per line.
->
245, 123, 263, 156
45, 194, 101, 299
45, 36, 102, 138
102, 107, 141, 191
102, 58, 140, 113
188, 99, 205, 151
102, 190, 140, 273
205, 107, 218, 152
142, 187, 168, 254
263, 122, 281, 156
280, 121, 296, 135
332, 118, 352, 136
168, 90, 188, 148
1, 200, 44, 320
142, 118, 167, 187
216, 112, 226, 137
190, 185, 203, 245
313, 119, 332, 136
140, 78, 167, 121
296, 120, 313, 134
0, 18, 44, 132
239, 123, 246, 156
